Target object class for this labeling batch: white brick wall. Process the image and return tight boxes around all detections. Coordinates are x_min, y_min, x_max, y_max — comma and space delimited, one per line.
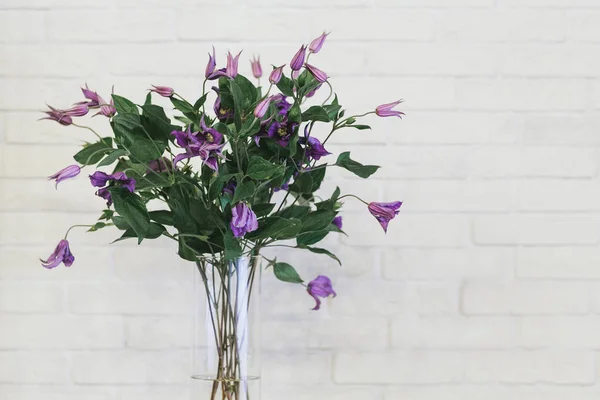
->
1, 0, 600, 399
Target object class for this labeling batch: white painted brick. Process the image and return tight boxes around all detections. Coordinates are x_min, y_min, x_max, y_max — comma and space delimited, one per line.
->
125, 316, 190, 349
522, 113, 600, 144
114, 246, 192, 282
68, 282, 193, 315
518, 247, 600, 279
0, 282, 63, 313
1, 144, 81, 178
0, 386, 111, 400
521, 317, 600, 348
517, 180, 600, 211
0, 11, 45, 43
568, 11, 600, 42
384, 386, 600, 400
334, 351, 464, 384
265, 386, 380, 400
456, 78, 592, 111
377, 146, 471, 179
0, 351, 68, 383
462, 282, 589, 315
111, 9, 176, 43
383, 248, 514, 281
472, 214, 600, 245
46, 10, 113, 43
391, 316, 519, 349
374, 0, 493, 6
263, 352, 331, 384
463, 350, 595, 384
115, 386, 190, 400
501, 45, 600, 77
0, 315, 123, 349
71, 350, 190, 384
501, 0, 600, 7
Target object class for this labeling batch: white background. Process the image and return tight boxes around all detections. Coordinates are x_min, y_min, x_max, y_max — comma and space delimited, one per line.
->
2, 0, 600, 399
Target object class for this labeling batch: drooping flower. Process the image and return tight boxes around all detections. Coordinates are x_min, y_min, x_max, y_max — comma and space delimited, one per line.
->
226, 51, 242, 78
205, 46, 217, 79
290, 45, 306, 71
64, 104, 89, 117
332, 216, 343, 230
41, 239, 74, 269
299, 135, 330, 161
149, 85, 174, 98
375, 100, 405, 118
368, 201, 402, 233
305, 63, 328, 83
254, 96, 272, 118
309, 31, 329, 54
90, 171, 136, 194
230, 202, 258, 238
48, 165, 81, 188
78, 84, 101, 108
146, 157, 173, 174
93, 95, 116, 118
251, 56, 262, 79
269, 64, 285, 84
41, 105, 73, 126
212, 87, 234, 122
96, 187, 113, 206
307, 275, 336, 311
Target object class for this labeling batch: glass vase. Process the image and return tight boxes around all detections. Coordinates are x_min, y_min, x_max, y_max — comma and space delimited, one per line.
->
191, 256, 262, 400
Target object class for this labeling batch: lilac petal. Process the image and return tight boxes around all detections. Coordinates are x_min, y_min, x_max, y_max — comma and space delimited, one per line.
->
305, 63, 328, 83
290, 45, 306, 71
89, 171, 111, 187
309, 31, 329, 54
49, 164, 81, 188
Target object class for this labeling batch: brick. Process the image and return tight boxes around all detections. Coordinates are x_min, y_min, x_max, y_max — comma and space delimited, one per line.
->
125, 316, 190, 349
522, 113, 600, 144
383, 248, 514, 280
518, 247, 600, 279
1, 144, 80, 178
0, 351, 68, 383
568, 11, 600, 42
500, 0, 600, 7
0, 11, 45, 43
0, 386, 111, 400
334, 351, 464, 384
0, 282, 63, 313
71, 350, 189, 384
263, 351, 331, 384
115, 387, 191, 400
265, 386, 380, 400
517, 180, 600, 211
462, 282, 589, 315
46, 10, 113, 42
384, 386, 600, 400
111, 9, 176, 43
521, 317, 600, 348
114, 246, 192, 282
501, 45, 600, 77
0, 315, 123, 349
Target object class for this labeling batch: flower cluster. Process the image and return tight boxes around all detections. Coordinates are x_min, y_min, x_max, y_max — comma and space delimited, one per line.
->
40, 32, 404, 310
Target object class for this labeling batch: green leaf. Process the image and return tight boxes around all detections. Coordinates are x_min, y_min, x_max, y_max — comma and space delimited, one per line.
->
273, 262, 303, 284
149, 210, 174, 226
232, 181, 256, 204
288, 103, 301, 123
279, 205, 310, 219
113, 222, 166, 242
111, 189, 150, 243
193, 94, 208, 111
112, 95, 139, 115
99, 209, 114, 221
348, 124, 371, 130
141, 104, 173, 142
302, 106, 331, 123
170, 97, 195, 115
229, 80, 245, 130
248, 217, 301, 240
291, 173, 313, 194
73, 138, 113, 165
144, 92, 152, 106
234, 74, 259, 105
296, 230, 329, 246
135, 173, 172, 190
224, 232, 243, 261
297, 245, 341, 265
240, 116, 260, 137
97, 149, 128, 167
112, 215, 130, 230
276, 75, 294, 97
300, 210, 336, 233
247, 157, 284, 180
252, 203, 276, 218
87, 221, 109, 232
335, 152, 380, 178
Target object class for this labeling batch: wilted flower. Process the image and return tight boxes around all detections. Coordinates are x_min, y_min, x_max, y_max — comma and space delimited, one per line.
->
305, 64, 328, 83
309, 31, 329, 54
332, 216, 343, 230
375, 100, 405, 118
64, 104, 89, 117
230, 202, 258, 238
48, 165, 81, 188
251, 56, 262, 79
269, 64, 285, 84
94, 96, 116, 118
147, 157, 173, 174
290, 45, 306, 71
41, 106, 73, 126
226, 51, 242, 78
89, 171, 136, 206
41, 239, 74, 269
96, 187, 113, 206
205, 46, 217, 79
307, 275, 336, 311
79, 84, 101, 108
254, 96, 272, 118
368, 201, 402, 233
149, 85, 174, 98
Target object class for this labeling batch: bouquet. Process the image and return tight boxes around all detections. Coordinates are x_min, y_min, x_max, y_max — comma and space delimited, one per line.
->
39, 32, 403, 399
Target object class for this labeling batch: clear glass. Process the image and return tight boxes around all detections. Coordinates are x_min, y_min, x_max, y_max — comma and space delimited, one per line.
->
191, 256, 262, 400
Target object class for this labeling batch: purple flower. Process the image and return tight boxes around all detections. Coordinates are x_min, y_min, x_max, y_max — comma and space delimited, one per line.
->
41, 239, 74, 269
149, 85, 174, 98
41, 106, 73, 126
368, 201, 402, 233
272, 94, 292, 116
226, 51, 242, 78
230, 203, 258, 238
212, 87, 234, 122
172, 125, 224, 171
199, 115, 224, 144
305, 63, 328, 83
307, 275, 336, 311
147, 157, 172, 174
267, 119, 298, 147
309, 31, 329, 54
251, 56, 262, 79
64, 104, 89, 117
306, 83, 322, 98
205, 46, 217, 79
269, 64, 285, 84
222, 181, 236, 196
48, 164, 81, 188
79, 84, 101, 108
300, 135, 330, 161
274, 178, 290, 192
292, 70, 301, 80
375, 100, 405, 118
94, 95, 116, 118
90, 171, 136, 205
254, 96, 272, 118
290, 45, 306, 71
332, 216, 343, 230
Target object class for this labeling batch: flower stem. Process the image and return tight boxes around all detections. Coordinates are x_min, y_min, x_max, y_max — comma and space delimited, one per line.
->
64, 224, 93, 239
338, 193, 369, 205
72, 123, 103, 141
